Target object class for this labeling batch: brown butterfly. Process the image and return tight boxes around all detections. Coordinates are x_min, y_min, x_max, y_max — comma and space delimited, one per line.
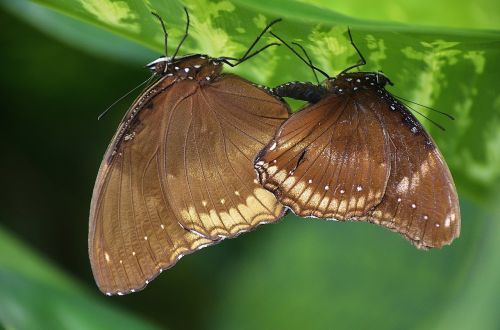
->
254, 30, 460, 249
89, 10, 289, 295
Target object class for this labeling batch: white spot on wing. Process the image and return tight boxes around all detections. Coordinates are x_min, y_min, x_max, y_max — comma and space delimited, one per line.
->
269, 142, 277, 151
396, 177, 409, 193
104, 252, 110, 263
267, 165, 278, 175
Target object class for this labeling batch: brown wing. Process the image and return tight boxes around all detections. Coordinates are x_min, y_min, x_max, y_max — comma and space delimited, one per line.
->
89, 78, 214, 295
255, 93, 391, 219
90, 75, 289, 295
359, 92, 460, 249
163, 74, 289, 239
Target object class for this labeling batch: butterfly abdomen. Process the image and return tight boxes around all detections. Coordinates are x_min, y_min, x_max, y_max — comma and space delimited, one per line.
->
272, 81, 326, 103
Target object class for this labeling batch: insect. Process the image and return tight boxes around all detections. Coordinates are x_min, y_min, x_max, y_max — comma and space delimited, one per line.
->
89, 9, 289, 295
254, 30, 460, 249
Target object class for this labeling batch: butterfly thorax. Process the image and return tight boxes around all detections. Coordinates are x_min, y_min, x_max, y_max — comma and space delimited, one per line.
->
324, 72, 393, 95
146, 54, 223, 82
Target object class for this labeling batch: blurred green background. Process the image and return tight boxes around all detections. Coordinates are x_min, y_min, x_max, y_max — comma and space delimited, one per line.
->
1, 0, 499, 329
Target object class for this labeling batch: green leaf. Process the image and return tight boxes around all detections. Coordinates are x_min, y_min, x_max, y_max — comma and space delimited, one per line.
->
4, 1, 499, 329
0, 227, 160, 330
303, 0, 500, 30
0, 0, 156, 63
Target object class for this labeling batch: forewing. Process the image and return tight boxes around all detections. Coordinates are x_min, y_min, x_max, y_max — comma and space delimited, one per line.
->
89, 78, 213, 295
163, 75, 289, 239
362, 93, 460, 248
255, 93, 391, 219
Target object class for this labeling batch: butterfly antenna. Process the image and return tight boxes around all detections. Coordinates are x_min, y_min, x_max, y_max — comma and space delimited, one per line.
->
98, 74, 156, 121
393, 94, 455, 120
339, 28, 367, 75
172, 7, 190, 60
403, 102, 446, 131
270, 32, 330, 79
216, 19, 282, 67
151, 12, 168, 57
292, 42, 320, 84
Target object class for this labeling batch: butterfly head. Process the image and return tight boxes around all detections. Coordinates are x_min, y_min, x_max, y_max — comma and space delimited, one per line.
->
146, 56, 171, 74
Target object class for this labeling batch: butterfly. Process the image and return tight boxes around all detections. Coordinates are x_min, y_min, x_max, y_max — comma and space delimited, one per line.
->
254, 30, 460, 249
89, 9, 289, 295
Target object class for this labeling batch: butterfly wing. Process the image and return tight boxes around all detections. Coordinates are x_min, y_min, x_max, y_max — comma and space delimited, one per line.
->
163, 74, 289, 239
360, 92, 460, 248
90, 74, 289, 294
255, 93, 391, 219
89, 78, 215, 295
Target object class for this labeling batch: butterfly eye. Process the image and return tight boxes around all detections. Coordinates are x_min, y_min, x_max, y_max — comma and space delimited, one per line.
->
146, 57, 169, 74
375, 71, 394, 86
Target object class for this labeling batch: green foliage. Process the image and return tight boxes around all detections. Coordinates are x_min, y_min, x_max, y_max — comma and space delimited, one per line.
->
1, 0, 499, 329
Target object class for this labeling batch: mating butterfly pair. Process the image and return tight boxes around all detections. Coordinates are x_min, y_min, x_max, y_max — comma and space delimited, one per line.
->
89, 11, 460, 295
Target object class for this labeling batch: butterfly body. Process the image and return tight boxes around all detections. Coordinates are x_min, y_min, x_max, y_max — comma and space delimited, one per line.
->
255, 71, 460, 249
